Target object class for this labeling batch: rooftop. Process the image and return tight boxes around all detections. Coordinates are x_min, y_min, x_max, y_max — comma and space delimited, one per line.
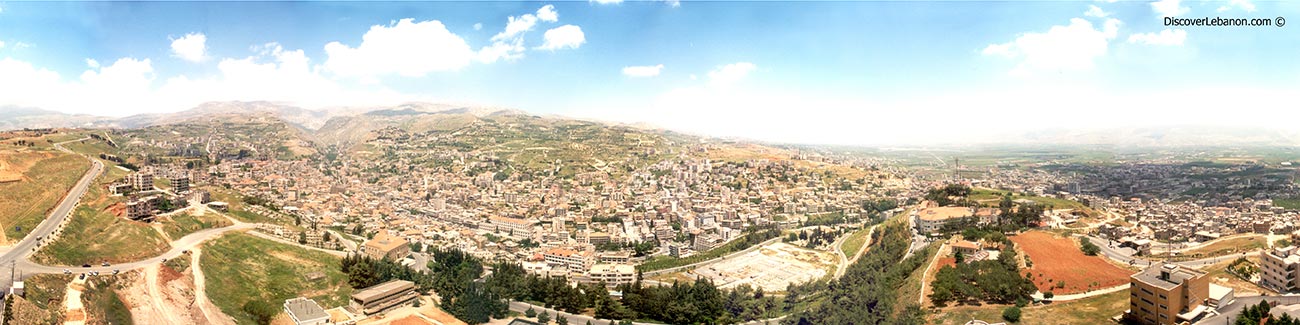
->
351, 279, 416, 303
1131, 263, 1205, 291
917, 207, 974, 221
283, 297, 329, 321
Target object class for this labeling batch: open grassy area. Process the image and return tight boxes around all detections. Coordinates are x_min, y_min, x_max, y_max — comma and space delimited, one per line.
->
23, 274, 74, 311
33, 162, 170, 266
840, 227, 872, 257
1275, 198, 1300, 210
1180, 234, 1268, 257
83, 276, 134, 325
34, 204, 172, 265
201, 232, 353, 324
931, 289, 1127, 325
895, 244, 938, 313
160, 211, 232, 240
970, 188, 1098, 217
0, 152, 91, 242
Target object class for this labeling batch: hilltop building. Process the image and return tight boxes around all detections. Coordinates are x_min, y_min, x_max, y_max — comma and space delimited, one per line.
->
361, 231, 410, 261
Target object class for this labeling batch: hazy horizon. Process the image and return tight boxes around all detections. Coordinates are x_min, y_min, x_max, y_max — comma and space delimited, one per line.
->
1, 1, 1296, 145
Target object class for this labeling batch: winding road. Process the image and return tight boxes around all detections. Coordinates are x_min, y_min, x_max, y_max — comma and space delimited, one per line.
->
0, 138, 270, 292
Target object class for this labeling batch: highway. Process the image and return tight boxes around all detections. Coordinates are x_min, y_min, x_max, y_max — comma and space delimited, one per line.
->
0, 139, 102, 289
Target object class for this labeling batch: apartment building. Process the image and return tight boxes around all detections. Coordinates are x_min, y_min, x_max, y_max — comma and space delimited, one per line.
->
1128, 264, 1210, 325
1261, 246, 1300, 292
543, 247, 593, 274
484, 216, 536, 240
587, 263, 636, 286
128, 172, 154, 192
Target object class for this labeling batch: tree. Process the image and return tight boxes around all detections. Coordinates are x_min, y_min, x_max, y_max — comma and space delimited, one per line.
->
298, 231, 308, 244
526, 307, 537, 318
557, 314, 569, 325
1002, 306, 1021, 323
538, 312, 551, 324
954, 251, 965, 264
1080, 238, 1101, 256
242, 300, 278, 325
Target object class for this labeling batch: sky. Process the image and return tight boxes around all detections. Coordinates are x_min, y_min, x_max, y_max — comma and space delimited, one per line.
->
0, 0, 1298, 145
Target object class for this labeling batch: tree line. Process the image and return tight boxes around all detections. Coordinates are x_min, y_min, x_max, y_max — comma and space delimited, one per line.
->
782, 221, 931, 324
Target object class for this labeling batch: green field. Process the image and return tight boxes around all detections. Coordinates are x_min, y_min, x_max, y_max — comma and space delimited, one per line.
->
840, 227, 872, 257
1275, 198, 1300, 210
0, 152, 91, 242
201, 232, 353, 324
161, 212, 232, 240
969, 188, 1098, 217
33, 161, 170, 266
932, 289, 1127, 325
34, 204, 172, 265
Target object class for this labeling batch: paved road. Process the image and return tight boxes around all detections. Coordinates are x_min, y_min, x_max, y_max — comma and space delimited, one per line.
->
1085, 235, 1260, 269
16, 222, 258, 274
0, 139, 102, 290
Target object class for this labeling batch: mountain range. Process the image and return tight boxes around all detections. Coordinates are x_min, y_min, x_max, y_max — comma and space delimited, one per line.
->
4, 102, 1300, 148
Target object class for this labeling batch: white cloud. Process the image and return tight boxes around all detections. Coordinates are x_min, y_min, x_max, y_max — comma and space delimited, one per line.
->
981, 43, 1015, 58
663, 0, 681, 7
622, 64, 664, 77
1127, 28, 1187, 46
0, 41, 5, 49
1217, 0, 1256, 12
537, 5, 558, 22
473, 23, 483, 31
476, 38, 525, 63
982, 18, 1121, 76
707, 62, 756, 86
1085, 5, 1110, 18
0, 43, 431, 115
493, 11, 541, 41
537, 25, 585, 51
1151, 0, 1189, 17
170, 33, 208, 62
324, 19, 475, 79
590, 0, 623, 4
1096, 0, 1118, 3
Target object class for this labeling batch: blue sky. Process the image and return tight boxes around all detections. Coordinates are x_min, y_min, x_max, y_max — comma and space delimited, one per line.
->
0, 0, 1297, 145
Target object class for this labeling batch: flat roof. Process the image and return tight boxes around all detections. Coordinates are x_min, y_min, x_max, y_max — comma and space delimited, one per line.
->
1132, 264, 1205, 291
351, 279, 415, 302
284, 297, 329, 321
917, 207, 974, 221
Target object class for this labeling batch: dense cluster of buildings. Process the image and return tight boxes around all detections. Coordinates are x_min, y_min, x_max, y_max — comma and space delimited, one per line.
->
135, 132, 903, 287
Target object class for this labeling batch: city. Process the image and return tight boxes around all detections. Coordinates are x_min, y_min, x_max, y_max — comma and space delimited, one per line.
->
0, 1, 1297, 325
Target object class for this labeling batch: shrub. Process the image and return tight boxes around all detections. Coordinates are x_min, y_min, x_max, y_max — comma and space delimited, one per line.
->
1003, 306, 1022, 323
